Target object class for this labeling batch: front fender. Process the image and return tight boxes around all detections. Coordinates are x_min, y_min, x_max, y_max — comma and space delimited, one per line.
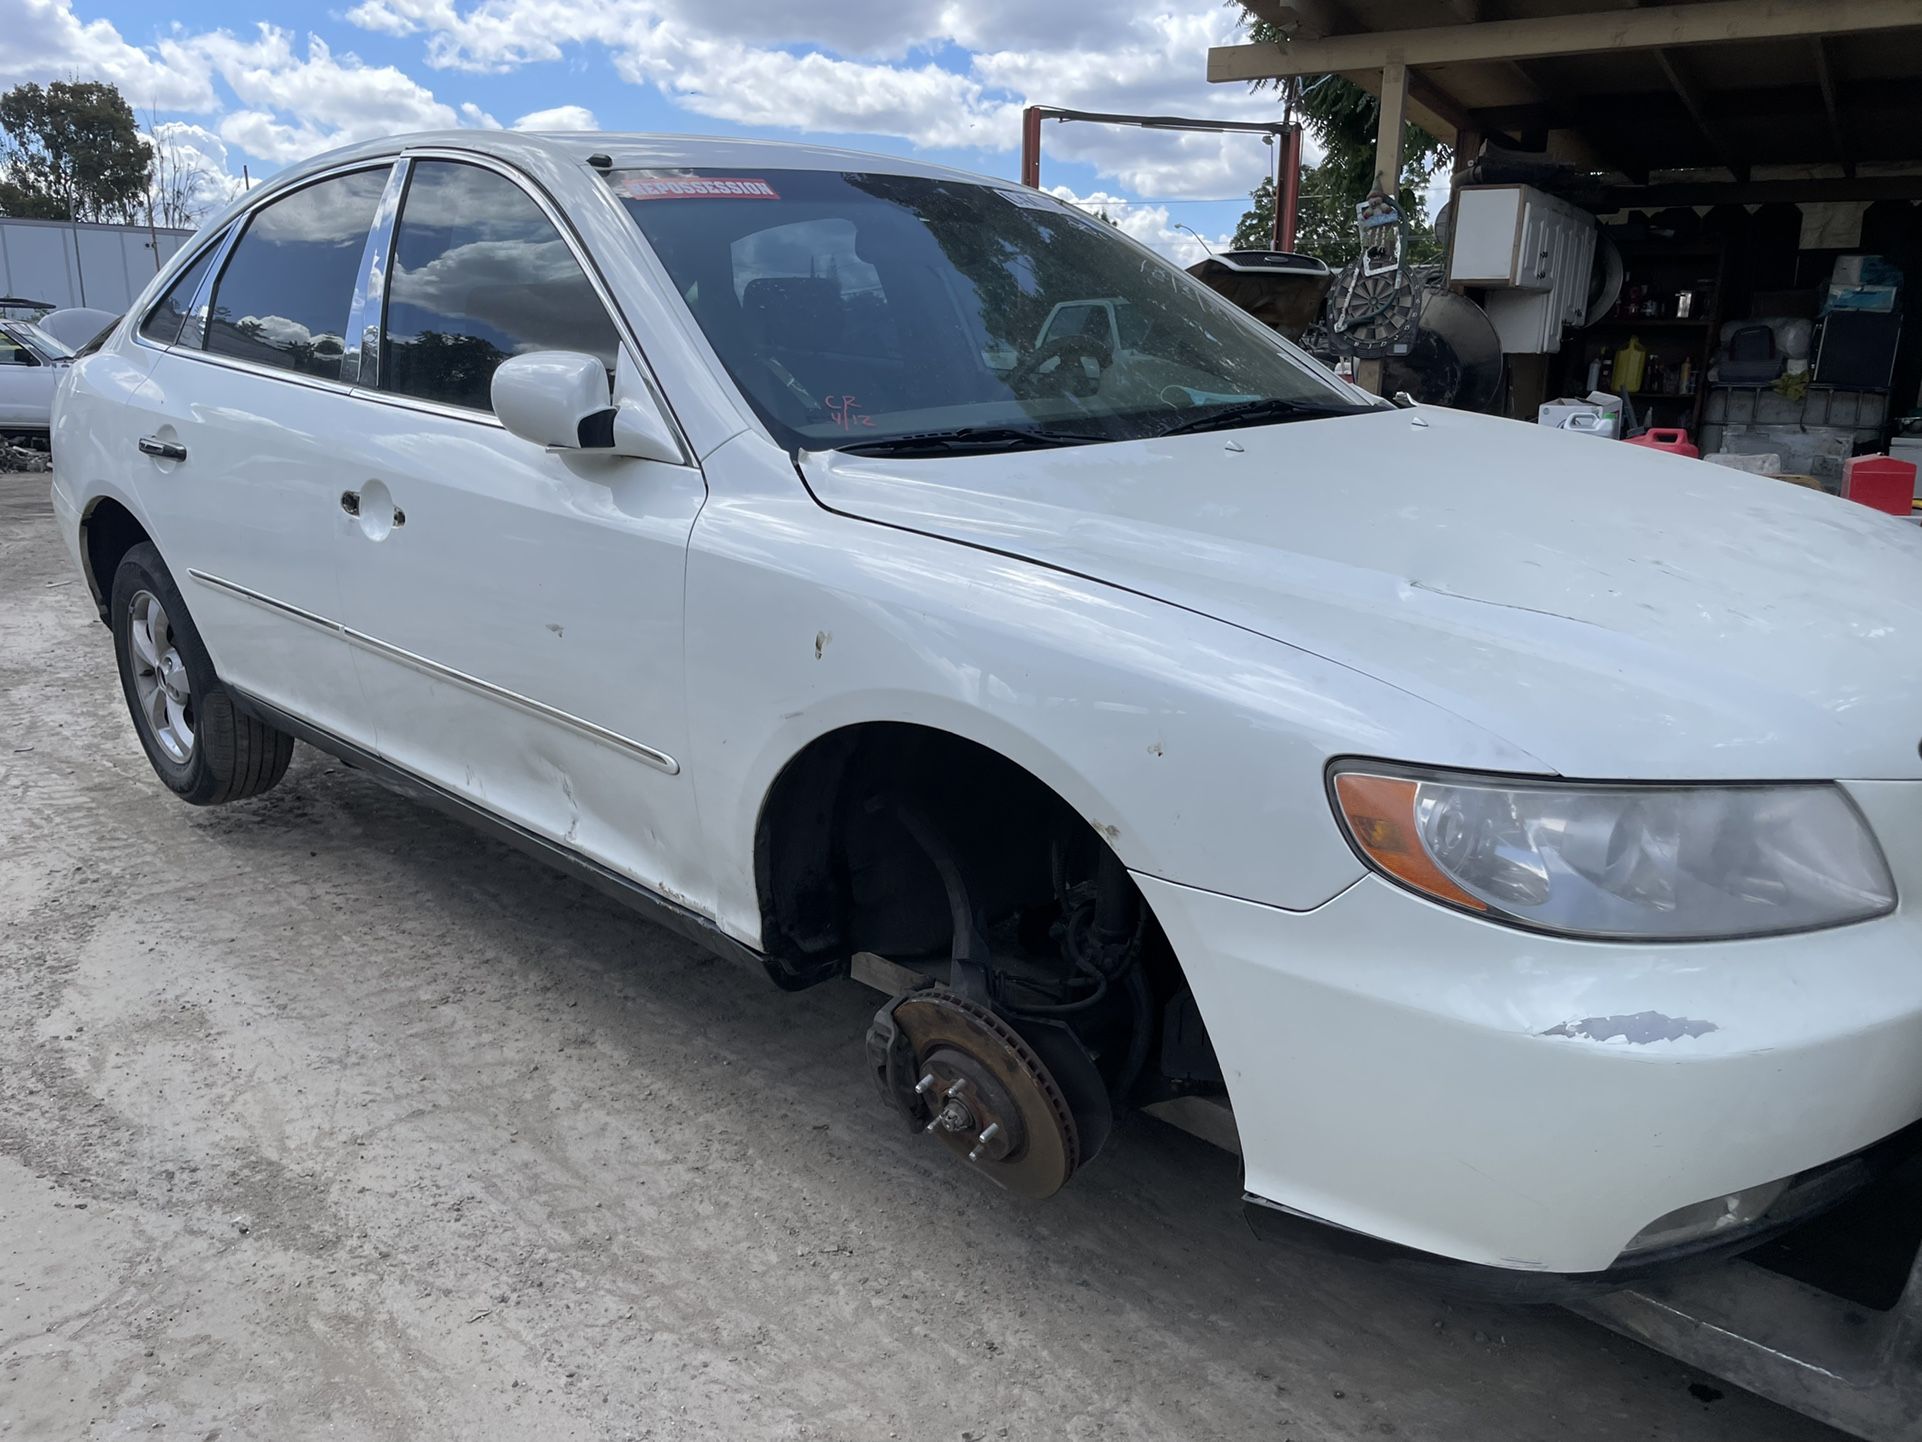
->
684, 436, 1542, 950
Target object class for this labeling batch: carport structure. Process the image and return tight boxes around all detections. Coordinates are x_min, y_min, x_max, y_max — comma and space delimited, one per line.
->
1211, 1, 1922, 410
1210, 1, 1922, 206
1208, 10, 1922, 1437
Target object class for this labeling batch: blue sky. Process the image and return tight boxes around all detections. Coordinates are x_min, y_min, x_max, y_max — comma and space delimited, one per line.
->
3, 0, 1300, 259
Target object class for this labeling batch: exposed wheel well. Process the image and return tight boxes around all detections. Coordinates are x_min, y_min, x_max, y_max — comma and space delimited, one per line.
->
754, 722, 1222, 1101
80, 499, 151, 623
753, 723, 1073, 964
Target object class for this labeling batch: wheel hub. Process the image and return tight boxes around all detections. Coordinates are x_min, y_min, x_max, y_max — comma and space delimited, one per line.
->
879, 989, 1081, 1199
916, 1045, 1020, 1163
158, 653, 189, 702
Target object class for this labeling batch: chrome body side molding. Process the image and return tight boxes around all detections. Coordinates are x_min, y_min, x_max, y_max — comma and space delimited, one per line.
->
186, 567, 680, 774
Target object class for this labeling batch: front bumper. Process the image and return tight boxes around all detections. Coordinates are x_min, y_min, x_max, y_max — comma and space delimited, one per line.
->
1241, 1119, 1922, 1303
1135, 779, 1922, 1278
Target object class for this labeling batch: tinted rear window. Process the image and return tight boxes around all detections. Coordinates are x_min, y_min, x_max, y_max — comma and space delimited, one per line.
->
204, 168, 387, 379
139, 242, 218, 347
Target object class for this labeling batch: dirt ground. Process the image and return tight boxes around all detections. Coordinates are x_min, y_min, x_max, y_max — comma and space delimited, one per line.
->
0, 471, 1850, 1441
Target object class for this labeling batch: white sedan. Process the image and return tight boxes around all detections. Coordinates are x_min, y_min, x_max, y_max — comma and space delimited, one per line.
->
0, 316, 75, 439
49, 130, 1922, 1296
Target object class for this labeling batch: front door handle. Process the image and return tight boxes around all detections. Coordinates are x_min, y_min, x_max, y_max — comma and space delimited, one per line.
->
137, 435, 186, 462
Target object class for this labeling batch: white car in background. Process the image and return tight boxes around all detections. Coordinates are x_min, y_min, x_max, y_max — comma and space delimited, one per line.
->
0, 316, 75, 441
47, 130, 1922, 1297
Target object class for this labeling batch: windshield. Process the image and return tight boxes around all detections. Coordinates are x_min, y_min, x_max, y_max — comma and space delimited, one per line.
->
613, 167, 1374, 453
2, 320, 73, 359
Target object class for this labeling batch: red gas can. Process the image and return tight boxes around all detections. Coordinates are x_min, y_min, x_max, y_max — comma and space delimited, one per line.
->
1624, 427, 1701, 459
1842, 455, 1918, 516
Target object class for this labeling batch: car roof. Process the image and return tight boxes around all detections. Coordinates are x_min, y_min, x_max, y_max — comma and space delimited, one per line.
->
263, 129, 1003, 194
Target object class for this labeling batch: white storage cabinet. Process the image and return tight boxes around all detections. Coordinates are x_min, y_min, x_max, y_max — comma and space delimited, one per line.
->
1447, 184, 1598, 354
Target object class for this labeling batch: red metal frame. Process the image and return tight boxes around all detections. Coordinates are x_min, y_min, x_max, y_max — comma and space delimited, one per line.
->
1018, 104, 1305, 252
1276, 124, 1302, 253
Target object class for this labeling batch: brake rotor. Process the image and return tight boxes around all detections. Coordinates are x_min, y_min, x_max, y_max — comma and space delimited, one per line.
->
890, 989, 1080, 1200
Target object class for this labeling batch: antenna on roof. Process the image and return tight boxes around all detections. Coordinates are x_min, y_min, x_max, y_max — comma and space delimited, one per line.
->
586, 153, 613, 172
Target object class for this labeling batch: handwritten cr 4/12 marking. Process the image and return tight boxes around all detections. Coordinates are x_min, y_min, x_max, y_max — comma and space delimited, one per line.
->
825, 395, 876, 430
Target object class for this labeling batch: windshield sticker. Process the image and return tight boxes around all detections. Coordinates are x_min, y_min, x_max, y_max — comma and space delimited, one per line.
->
619, 175, 781, 201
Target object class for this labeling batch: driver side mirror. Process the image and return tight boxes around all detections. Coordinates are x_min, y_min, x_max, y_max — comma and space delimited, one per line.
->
491, 351, 681, 464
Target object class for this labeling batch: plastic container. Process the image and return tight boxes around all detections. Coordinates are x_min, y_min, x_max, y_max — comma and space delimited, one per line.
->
1842, 455, 1919, 516
1625, 427, 1700, 459
1612, 335, 1647, 393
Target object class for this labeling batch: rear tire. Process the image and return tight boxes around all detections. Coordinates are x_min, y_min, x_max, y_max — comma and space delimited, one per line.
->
110, 542, 294, 805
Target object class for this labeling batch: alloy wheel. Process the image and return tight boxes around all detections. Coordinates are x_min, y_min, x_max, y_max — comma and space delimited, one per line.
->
128, 589, 195, 763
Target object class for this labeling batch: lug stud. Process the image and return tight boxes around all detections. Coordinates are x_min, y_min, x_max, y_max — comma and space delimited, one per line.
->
967, 1121, 1002, 1163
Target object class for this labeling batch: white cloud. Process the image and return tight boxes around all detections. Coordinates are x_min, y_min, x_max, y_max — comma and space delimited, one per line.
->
338, 0, 1286, 197
513, 104, 598, 130
144, 121, 246, 224
0, 0, 1286, 237
0, 5, 498, 185
0, 0, 216, 110
612, 29, 1021, 153
192, 28, 465, 164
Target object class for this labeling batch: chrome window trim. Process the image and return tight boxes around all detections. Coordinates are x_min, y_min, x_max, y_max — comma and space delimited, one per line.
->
124, 147, 696, 470
185, 568, 681, 776
166, 345, 359, 398
131, 220, 235, 356
386, 145, 694, 467
342, 159, 411, 388
174, 218, 243, 352
159, 158, 399, 377
346, 385, 507, 429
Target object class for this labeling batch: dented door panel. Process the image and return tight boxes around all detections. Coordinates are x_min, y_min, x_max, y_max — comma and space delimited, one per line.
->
329, 385, 712, 913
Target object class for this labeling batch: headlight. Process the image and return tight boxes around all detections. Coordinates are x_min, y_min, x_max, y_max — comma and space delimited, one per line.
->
1330, 763, 1895, 940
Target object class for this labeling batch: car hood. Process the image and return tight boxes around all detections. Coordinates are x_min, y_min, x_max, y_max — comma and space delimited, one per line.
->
801, 406, 1922, 780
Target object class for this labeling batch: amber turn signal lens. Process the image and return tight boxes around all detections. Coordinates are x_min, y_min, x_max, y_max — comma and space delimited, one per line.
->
1332, 772, 1488, 912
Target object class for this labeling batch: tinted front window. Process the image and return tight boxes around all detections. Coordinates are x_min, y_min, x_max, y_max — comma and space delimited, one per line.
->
205, 169, 387, 378
615, 168, 1370, 452
139, 243, 217, 346
381, 160, 619, 412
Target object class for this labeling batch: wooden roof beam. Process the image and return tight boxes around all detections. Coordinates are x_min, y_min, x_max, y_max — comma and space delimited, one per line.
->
1439, 0, 1646, 178
1209, 1, 1922, 80
1811, 37, 1856, 178
1236, 0, 1644, 179
1649, 48, 1749, 182
1605, 174, 1922, 207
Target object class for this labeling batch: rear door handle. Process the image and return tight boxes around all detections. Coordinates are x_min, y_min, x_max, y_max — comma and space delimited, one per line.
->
137, 435, 186, 462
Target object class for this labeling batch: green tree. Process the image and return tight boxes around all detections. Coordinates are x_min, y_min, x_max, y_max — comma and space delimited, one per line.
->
1230, 176, 1274, 250
1229, 11, 1449, 268
0, 81, 152, 223
1233, 156, 1442, 269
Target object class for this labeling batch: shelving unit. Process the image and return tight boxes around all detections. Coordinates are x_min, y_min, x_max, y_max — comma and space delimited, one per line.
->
1558, 239, 1728, 437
